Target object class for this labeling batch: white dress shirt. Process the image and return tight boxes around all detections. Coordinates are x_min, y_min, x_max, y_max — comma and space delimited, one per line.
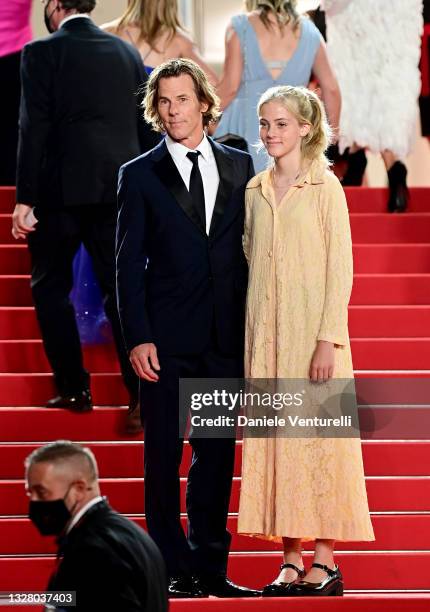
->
165, 133, 220, 235
66, 495, 104, 534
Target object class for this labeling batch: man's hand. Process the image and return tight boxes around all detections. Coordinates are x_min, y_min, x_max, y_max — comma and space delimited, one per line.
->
12, 204, 35, 240
130, 343, 160, 381
309, 340, 335, 382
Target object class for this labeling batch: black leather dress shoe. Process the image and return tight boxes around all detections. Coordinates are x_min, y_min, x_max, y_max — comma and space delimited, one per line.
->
199, 575, 261, 598
168, 576, 207, 598
46, 390, 93, 412
262, 562, 305, 597
291, 563, 343, 596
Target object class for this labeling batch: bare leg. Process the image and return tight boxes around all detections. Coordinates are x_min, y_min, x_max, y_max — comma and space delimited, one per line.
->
302, 539, 335, 583
275, 537, 304, 583
381, 149, 397, 171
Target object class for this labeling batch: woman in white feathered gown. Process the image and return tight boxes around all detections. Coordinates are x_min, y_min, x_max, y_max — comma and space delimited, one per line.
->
321, 0, 423, 211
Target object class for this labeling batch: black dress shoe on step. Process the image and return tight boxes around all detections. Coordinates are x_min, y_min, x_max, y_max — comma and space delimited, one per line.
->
46, 390, 92, 412
262, 562, 305, 597
199, 575, 261, 597
292, 563, 343, 596
168, 576, 207, 598
387, 161, 409, 213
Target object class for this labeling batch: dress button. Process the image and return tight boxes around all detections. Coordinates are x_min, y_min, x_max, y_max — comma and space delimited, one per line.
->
268, 250, 272, 257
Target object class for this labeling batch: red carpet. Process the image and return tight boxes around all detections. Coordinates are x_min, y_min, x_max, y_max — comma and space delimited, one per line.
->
0, 185, 429, 608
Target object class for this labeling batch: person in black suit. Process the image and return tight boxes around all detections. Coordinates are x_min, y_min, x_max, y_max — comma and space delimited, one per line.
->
116, 58, 260, 599
25, 441, 168, 612
12, 0, 159, 422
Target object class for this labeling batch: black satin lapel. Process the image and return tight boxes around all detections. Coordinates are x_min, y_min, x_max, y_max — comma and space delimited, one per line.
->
153, 151, 206, 235
209, 141, 235, 237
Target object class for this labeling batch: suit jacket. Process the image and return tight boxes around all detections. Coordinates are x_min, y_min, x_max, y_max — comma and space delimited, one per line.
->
116, 137, 254, 356
48, 499, 168, 612
16, 17, 159, 208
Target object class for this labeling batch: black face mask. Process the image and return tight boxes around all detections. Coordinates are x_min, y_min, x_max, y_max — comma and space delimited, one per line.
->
29, 484, 76, 536
44, 0, 57, 34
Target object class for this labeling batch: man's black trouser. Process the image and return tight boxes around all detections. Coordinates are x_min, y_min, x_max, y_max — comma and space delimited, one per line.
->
27, 204, 138, 399
140, 338, 243, 579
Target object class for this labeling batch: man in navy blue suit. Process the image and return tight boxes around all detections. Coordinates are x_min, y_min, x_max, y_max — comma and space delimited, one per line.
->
116, 59, 260, 599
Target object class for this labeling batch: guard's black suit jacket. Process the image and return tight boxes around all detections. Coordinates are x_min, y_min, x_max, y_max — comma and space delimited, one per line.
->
116, 137, 254, 356
16, 17, 159, 208
48, 499, 168, 612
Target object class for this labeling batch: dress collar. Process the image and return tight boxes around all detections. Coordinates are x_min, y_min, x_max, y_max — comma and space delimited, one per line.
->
247, 158, 327, 191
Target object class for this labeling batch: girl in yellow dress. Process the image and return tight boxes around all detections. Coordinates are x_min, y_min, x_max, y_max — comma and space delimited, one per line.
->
239, 85, 374, 597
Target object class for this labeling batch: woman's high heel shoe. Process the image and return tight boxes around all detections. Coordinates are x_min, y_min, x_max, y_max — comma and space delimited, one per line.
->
387, 161, 409, 212
291, 562, 344, 596
262, 563, 305, 597
341, 149, 367, 186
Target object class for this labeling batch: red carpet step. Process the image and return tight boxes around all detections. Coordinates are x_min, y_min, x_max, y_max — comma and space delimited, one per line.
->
1, 440, 429, 479
0, 339, 119, 373
1, 184, 429, 606
0, 246, 28, 274
350, 338, 430, 369
353, 244, 430, 274
4, 244, 430, 275
344, 187, 430, 213
1, 552, 429, 591
348, 305, 430, 337
351, 274, 430, 304
0, 375, 128, 407
349, 213, 430, 243
1, 476, 429, 515
3, 211, 430, 244
1, 514, 429, 555
0, 405, 429, 439
0, 337, 429, 371
2, 595, 430, 612
3, 186, 430, 213
2, 274, 430, 306
3, 305, 430, 340
171, 596, 430, 612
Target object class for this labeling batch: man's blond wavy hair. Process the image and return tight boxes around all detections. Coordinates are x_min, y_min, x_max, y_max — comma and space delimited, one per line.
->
143, 59, 221, 133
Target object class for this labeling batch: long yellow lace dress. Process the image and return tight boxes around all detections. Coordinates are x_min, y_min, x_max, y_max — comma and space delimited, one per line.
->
238, 161, 375, 542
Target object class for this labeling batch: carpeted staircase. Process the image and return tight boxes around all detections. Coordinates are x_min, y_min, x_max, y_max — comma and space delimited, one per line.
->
0, 185, 429, 610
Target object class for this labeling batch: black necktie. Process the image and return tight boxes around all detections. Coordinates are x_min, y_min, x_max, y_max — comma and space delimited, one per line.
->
186, 151, 206, 231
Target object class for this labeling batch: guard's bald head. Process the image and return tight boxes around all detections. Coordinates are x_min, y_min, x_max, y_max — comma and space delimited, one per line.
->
25, 441, 99, 484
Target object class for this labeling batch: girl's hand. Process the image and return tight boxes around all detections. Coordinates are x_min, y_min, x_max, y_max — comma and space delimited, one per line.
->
309, 340, 335, 382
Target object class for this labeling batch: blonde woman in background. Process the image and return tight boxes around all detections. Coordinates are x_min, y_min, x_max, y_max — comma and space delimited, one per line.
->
102, 0, 217, 82
240, 85, 374, 596
214, 0, 340, 171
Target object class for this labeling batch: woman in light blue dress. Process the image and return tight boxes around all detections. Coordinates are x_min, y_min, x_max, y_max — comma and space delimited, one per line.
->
215, 0, 340, 172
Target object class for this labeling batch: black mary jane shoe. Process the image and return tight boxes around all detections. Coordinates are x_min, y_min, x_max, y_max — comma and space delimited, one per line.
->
262, 562, 306, 597
291, 562, 343, 596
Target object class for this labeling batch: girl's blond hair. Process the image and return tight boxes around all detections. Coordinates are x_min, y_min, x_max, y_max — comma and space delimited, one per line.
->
257, 85, 332, 165
245, 0, 300, 31
115, 0, 183, 49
